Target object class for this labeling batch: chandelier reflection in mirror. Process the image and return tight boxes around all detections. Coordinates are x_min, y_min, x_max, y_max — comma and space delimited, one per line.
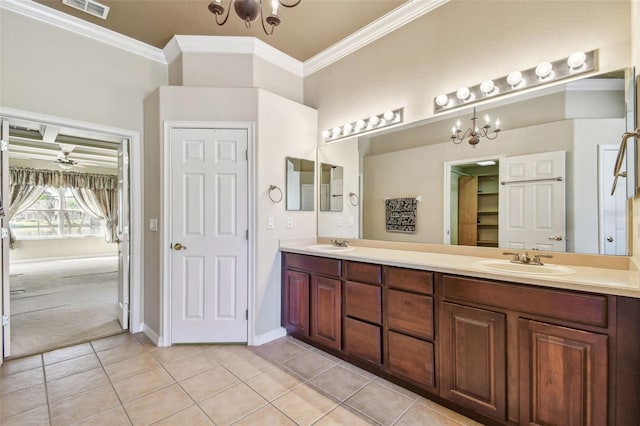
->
451, 107, 501, 147
208, 0, 302, 35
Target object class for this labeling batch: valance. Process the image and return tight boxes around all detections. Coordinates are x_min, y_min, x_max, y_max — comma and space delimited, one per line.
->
9, 167, 118, 190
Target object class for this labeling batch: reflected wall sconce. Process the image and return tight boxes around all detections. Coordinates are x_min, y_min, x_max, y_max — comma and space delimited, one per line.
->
450, 107, 500, 147
434, 50, 597, 113
322, 108, 404, 143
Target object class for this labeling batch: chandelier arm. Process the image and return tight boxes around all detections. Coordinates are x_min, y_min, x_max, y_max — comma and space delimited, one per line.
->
279, 0, 302, 8
257, 0, 276, 35
213, 0, 233, 26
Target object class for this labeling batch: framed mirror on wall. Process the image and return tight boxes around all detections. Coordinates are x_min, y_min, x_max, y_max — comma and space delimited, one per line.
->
317, 67, 636, 256
285, 157, 314, 211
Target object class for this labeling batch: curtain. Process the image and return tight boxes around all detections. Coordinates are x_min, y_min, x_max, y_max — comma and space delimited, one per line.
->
70, 188, 118, 242
9, 167, 119, 243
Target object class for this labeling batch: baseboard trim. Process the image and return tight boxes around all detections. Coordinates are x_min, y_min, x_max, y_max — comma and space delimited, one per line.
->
250, 327, 287, 346
141, 323, 163, 347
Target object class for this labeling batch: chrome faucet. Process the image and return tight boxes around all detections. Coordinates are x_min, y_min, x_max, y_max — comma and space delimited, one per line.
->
503, 249, 553, 265
330, 239, 349, 247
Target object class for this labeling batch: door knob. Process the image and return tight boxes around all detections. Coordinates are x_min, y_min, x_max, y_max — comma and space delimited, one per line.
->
547, 235, 563, 241
607, 236, 614, 242
172, 242, 187, 251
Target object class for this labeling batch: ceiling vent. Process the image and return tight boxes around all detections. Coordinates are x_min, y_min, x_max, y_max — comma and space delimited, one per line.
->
62, 0, 110, 20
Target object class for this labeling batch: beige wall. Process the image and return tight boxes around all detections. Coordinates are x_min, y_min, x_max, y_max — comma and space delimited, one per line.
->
0, 10, 167, 134
304, 0, 630, 135
10, 238, 117, 261
631, 0, 640, 265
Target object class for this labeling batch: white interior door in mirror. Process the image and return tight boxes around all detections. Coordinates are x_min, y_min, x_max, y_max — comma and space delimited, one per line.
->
600, 145, 627, 255
499, 151, 566, 252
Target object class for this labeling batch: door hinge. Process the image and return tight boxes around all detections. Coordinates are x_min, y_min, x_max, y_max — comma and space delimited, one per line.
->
2, 315, 8, 327
245, 309, 248, 320
245, 150, 248, 161
245, 229, 248, 240
0, 140, 7, 152
1, 228, 8, 239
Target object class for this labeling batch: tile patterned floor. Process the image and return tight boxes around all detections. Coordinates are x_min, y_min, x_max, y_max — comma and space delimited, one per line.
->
0, 334, 483, 425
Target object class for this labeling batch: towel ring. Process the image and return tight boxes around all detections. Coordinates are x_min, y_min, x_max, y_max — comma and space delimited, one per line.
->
348, 192, 360, 206
268, 185, 283, 203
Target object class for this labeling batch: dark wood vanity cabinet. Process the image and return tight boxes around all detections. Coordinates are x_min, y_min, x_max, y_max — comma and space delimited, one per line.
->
344, 261, 383, 365
282, 252, 640, 425
385, 267, 436, 391
282, 253, 342, 350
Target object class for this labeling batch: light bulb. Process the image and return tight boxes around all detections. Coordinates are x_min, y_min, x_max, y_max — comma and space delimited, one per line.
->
322, 129, 331, 139
369, 115, 380, 126
567, 51, 587, 70
480, 80, 495, 95
535, 62, 553, 79
507, 71, 523, 87
332, 127, 341, 138
484, 115, 490, 125
456, 87, 471, 101
495, 119, 501, 130
271, 0, 279, 14
343, 123, 353, 134
451, 126, 457, 136
383, 110, 395, 121
435, 94, 449, 107
355, 119, 366, 130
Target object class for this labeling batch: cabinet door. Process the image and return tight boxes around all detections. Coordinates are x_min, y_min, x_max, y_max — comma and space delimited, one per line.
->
283, 270, 310, 337
310, 276, 342, 350
440, 302, 506, 421
519, 320, 607, 426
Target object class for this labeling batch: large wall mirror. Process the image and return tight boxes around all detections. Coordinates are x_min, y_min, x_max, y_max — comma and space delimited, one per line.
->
318, 68, 637, 256
286, 157, 315, 211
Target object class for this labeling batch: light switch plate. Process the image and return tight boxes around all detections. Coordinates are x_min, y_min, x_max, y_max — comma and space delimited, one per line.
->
149, 218, 158, 231
267, 216, 275, 229
286, 216, 293, 229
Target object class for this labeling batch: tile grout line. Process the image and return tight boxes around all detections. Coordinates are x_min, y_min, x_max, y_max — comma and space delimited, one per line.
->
42, 353, 53, 426
91, 339, 136, 426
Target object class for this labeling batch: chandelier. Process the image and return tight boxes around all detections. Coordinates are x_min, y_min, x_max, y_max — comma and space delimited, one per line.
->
451, 107, 501, 147
208, 0, 302, 36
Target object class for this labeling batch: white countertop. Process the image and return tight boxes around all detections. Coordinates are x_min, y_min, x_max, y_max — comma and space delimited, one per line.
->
279, 242, 640, 298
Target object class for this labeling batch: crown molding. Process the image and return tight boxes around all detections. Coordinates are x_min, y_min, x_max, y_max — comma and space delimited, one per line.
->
0, 0, 166, 64
164, 35, 304, 77
1, 0, 447, 75
302, 0, 449, 77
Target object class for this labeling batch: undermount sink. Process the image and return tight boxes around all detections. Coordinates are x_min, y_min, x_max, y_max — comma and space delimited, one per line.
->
305, 244, 354, 253
473, 259, 575, 276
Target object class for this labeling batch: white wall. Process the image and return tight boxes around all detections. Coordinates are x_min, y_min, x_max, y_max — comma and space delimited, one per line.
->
10, 238, 116, 261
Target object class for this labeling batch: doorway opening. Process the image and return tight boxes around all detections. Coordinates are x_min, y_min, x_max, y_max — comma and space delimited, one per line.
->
2, 117, 131, 359
444, 157, 501, 248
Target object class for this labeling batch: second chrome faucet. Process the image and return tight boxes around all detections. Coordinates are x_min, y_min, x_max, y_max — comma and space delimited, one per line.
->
502, 249, 553, 266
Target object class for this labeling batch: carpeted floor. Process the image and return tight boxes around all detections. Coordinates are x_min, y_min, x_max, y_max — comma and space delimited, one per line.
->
8, 256, 125, 358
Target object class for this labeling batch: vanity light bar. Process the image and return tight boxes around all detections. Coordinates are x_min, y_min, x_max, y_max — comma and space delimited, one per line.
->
322, 108, 404, 143
433, 50, 597, 113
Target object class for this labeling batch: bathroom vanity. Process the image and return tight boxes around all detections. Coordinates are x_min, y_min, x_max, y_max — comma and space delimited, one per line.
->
280, 242, 640, 425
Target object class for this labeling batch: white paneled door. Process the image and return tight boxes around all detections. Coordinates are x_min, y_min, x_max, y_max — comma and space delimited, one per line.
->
170, 128, 248, 343
499, 151, 566, 252
1, 119, 10, 359
600, 145, 627, 255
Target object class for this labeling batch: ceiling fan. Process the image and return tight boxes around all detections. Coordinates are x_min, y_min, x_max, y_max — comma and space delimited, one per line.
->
55, 144, 81, 170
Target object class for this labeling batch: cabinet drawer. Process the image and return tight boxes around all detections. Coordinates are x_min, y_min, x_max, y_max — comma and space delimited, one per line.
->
346, 261, 382, 284
388, 289, 434, 339
285, 253, 341, 278
385, 267, 433, 295
442, 275, 607, 328
345, 281, 382, 324
388, 331, 435, 390
344, 317, 382, 365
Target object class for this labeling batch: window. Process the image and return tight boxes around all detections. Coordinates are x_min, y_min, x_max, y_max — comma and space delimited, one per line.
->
10, 187, 104, 239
